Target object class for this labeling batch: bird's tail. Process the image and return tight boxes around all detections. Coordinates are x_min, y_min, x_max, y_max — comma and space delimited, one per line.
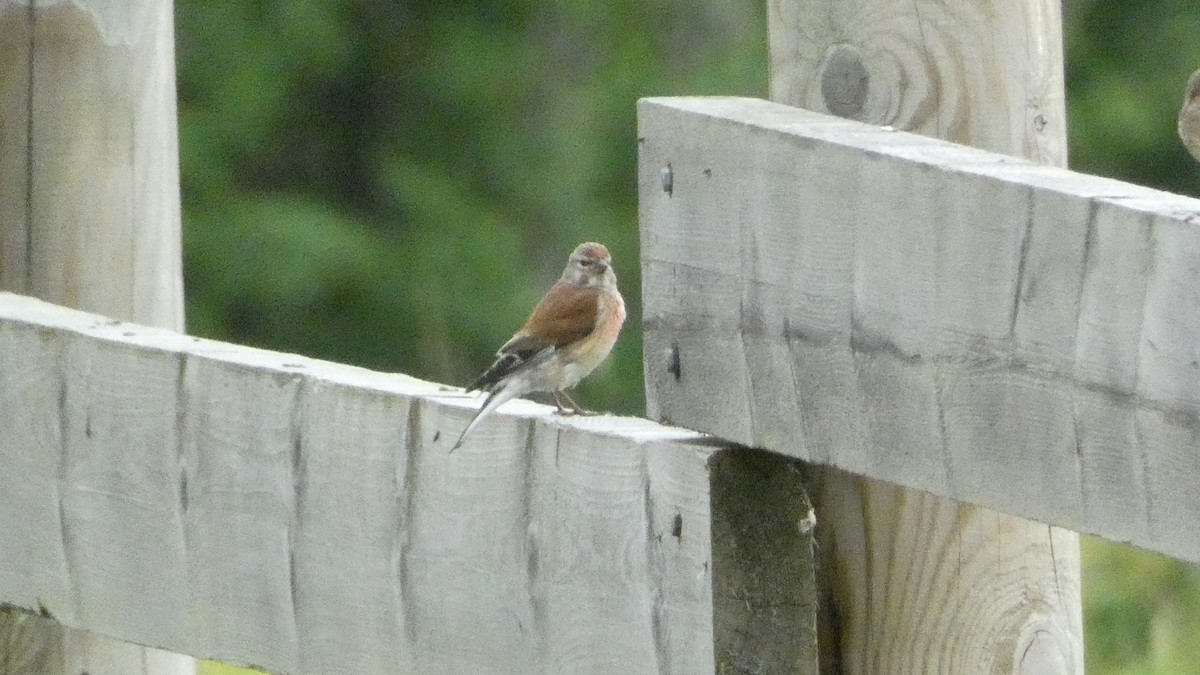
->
450, 383, 523, 452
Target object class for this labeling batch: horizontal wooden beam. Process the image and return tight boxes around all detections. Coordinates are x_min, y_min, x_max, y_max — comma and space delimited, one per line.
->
0, 292, 815, 673
639, 96, 1200, 563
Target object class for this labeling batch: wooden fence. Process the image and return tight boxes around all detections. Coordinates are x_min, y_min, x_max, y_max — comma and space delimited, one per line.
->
763, 0, 1080, 671
640, 96, 1200, 564
3, 96, 1200, 672
0, 0, 188, 670
0, 291, 814, 673
2, 0, 1195, 673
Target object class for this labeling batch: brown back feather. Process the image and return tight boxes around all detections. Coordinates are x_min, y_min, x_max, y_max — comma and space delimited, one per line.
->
517, 283, 598, 348
466, 284, 599, 392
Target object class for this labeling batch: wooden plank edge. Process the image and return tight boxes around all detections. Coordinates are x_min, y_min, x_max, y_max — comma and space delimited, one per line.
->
638, 96, 1200, 216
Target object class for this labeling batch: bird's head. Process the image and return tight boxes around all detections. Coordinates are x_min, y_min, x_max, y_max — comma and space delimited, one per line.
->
562, 242, 616, 289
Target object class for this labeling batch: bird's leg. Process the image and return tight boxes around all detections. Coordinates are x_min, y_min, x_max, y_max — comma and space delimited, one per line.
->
554, 390, 595, 416
551, 391, 575, 415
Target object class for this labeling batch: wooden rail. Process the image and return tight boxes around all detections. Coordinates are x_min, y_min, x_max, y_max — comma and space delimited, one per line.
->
640, 96, 1200, 564
0, 0, 187, 670
0, 292, 815, 674
768, 1, 1078, 671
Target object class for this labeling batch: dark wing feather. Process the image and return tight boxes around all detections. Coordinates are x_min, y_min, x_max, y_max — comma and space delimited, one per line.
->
467, 338, 553, 392
466, 284, 599, 392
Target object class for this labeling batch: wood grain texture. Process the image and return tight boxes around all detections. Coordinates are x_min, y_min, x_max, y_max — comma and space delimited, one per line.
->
769, 0, 1065, 163
292, 372, 412, 674
811, 476, 1079, 674
710, 451, 817, 674
0, 292, 762, 674
765, 4, 1075, 670
60, 325, 190, 650
637, 94, 1200, 669
0, 1, 185, 671
0, 0, 183, 327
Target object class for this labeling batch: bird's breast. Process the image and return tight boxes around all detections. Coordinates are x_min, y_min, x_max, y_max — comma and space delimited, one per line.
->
555, 289, 625, 389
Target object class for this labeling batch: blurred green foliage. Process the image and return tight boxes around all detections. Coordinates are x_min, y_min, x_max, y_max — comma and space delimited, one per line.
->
1067, 2, 1200, 671
177, 1, 1200, 673
177, 0, 767, 416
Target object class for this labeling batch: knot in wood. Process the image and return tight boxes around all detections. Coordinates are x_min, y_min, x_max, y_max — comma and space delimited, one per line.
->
819, 44, 869, 120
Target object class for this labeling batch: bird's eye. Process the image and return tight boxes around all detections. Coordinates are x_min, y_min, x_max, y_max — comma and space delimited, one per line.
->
579, 259, 592, 266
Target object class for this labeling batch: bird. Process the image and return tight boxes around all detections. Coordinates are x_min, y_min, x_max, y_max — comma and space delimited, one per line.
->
451, 242, 626, 451
1179, 68, 1200, 162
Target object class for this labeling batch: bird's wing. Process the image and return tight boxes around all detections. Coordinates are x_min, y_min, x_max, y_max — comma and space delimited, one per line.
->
519, 283, 599, 347
466, 284, 599, 392
467, 338, 554, 392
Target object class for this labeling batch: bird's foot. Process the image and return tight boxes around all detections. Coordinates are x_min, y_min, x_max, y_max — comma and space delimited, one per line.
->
553, 391, 593, 416
553, 407, 600, 417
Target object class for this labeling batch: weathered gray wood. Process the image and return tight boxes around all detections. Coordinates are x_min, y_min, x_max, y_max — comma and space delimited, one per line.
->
61, 326, 190, 651
183, 351, 302, 671
769, 0, 1066, 161
0, 0, 186, 670
293, 371, 412, 674
710, 451, 817, 674
765, 2, 1080, 670
0, 292, 777, 674
639, 95, 1200, 564
0, 0, 183, 327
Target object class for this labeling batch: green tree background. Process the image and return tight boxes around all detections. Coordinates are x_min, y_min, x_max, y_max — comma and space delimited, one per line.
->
177, 1, 1200, 673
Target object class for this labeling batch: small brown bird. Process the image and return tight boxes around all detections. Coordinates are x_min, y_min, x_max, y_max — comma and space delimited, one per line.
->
1179, 69, 1200, 162
452, 242, 626, 451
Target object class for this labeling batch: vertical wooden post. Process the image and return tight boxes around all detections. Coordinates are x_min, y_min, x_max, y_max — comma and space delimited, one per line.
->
768, 1, 1083, 672
0, 0, 188, 672
709, 450, 818, 673
0, 0, 183, 324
